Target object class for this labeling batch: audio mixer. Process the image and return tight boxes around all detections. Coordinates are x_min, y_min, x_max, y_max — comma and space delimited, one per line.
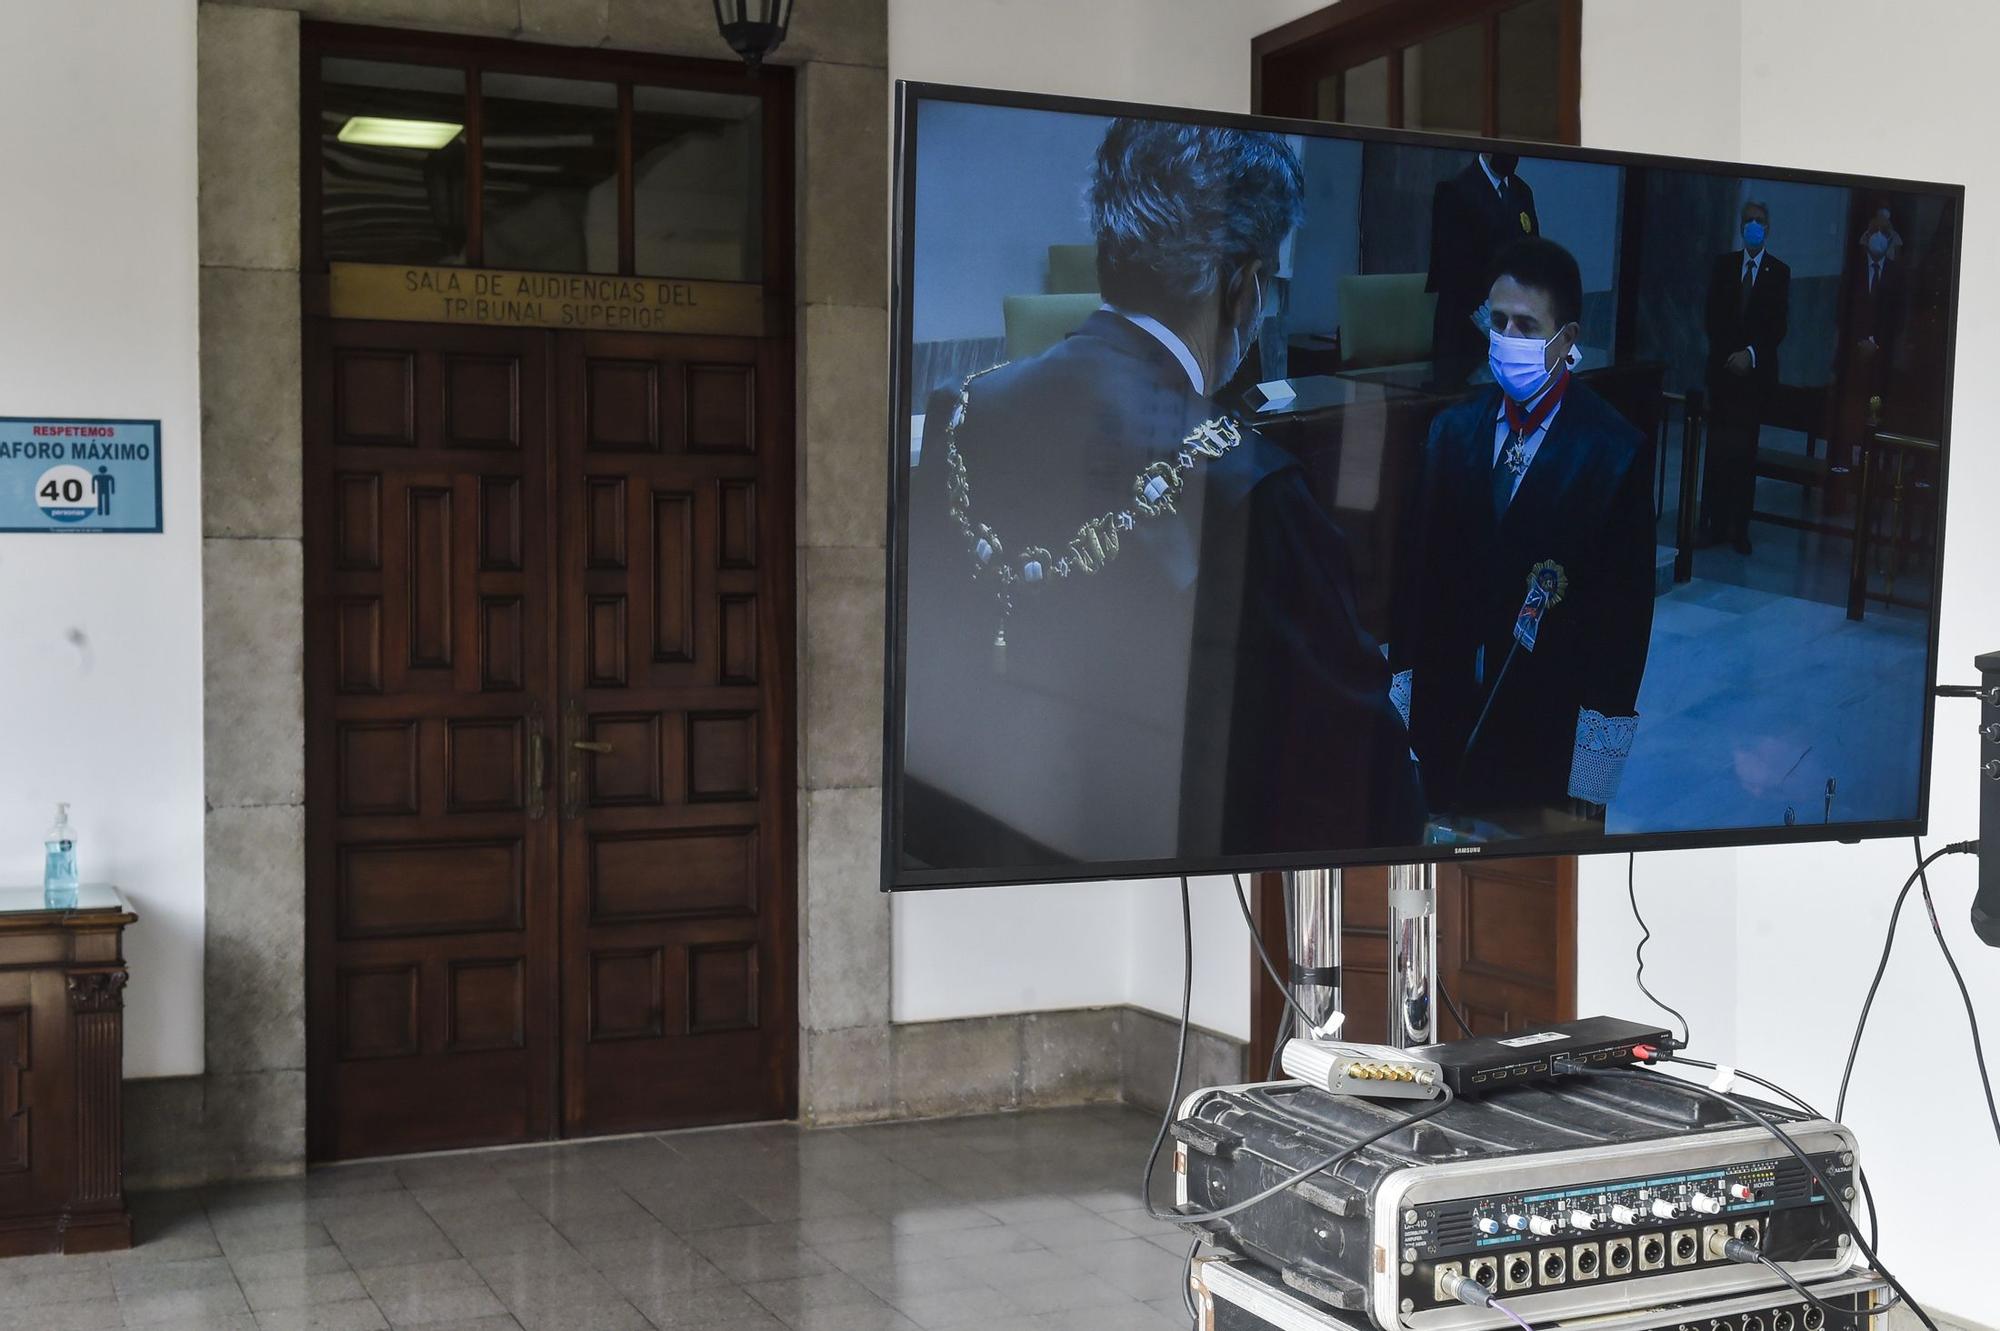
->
1173, 1071, 1860, 1331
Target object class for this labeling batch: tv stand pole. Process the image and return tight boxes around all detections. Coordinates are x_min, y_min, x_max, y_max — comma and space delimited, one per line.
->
1386, 864, 1438, 1048
1283, 869, 1341, 1036
1284, 863, 1438, 1050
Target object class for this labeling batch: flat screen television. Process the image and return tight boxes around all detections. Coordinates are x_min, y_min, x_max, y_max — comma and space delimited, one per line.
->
883, 82, 1961, 890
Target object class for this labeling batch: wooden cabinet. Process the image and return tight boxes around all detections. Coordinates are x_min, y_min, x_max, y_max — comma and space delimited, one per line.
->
0, 885, 134, 1256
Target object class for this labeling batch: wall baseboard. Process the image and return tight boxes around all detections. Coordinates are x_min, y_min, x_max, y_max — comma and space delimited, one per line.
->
125, 1005, 1245, 1185
125, 1070, 305, 1191
805, 1004, 1246, 1126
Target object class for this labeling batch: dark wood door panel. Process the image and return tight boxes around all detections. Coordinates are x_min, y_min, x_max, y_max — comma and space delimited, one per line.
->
555, 331, 794, 1137
1438, 858, 1577, 1037
307, 320, 559, 1161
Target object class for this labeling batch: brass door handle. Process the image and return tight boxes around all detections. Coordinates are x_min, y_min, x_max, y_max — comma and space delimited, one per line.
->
571, 740, 613, 753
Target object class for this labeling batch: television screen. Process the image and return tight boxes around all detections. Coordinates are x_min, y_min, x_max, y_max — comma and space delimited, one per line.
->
884, 84, 1961, 890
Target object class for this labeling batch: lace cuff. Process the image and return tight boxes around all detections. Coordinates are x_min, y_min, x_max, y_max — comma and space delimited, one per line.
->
1390, 669, 1413, 729
1568, 708, 1638, 806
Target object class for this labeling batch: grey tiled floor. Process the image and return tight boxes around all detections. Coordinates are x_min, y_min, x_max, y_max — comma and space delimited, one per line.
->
0, 1106, 1198, 1330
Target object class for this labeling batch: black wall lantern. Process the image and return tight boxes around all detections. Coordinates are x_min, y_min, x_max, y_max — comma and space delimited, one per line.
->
713, 0, 795, 71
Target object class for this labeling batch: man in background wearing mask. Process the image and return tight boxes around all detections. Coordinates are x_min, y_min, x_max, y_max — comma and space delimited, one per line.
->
902, 119, 1423, 873
1701, 200, 1790, 555
1829, 207, 1906, 476
1391, 238, 1655, 834
1426, 151, 1540, 364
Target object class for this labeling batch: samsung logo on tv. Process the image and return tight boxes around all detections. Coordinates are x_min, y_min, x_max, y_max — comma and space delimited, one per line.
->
1453, 847, 1482, 855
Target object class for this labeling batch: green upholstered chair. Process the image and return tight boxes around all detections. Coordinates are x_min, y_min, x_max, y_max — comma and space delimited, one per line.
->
1046, 243, 1098, 294
1003, 292, 1102, 361
1337, 272, 1438, 368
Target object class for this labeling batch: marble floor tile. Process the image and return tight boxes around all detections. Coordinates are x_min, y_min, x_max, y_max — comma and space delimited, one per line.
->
0, 1106, 1212, 1331
252, 1299, 391, 1331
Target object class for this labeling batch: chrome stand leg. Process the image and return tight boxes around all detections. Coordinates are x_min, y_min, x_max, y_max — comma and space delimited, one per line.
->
1387, 864, 1439, 1048
1285, 869, 1341, 1036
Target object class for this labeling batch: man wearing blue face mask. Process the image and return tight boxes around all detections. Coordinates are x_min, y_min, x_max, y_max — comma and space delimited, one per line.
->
1829, 208, 1905, 476
1390, 238, 1655, 832
1701, 200, 1789, 555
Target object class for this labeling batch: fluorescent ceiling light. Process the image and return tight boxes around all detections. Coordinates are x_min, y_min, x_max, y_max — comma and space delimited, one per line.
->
338, 116, 463, 150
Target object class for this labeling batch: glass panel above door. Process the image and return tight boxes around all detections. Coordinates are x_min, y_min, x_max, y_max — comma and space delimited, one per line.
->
320, 58, 469, 265
1341, 56, 1392, 128
482, 72, 620, 274
1403, 21, 1485, 135
1497, 0, 1564, 141
631, 86, 764, 283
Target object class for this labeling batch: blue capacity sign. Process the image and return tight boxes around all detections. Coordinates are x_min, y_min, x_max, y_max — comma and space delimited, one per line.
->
0, 418, 162, 533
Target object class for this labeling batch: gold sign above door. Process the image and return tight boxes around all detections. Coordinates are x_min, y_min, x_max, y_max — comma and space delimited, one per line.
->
327, 263, 768, 337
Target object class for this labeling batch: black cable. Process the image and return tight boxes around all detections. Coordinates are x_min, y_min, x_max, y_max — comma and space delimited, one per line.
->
1836, 840, 1979, 1122
1575, 1065, 1937, 1331
1233, 873, 1316, 1042
1152, 1084, 1458, 1226
1273, 867, 1300, 1082
1669, 1056, 1814, 1115
1911, 838, 2000, 1148
1856, 1166, 1880, 1258
1142, 875, 1196, 1229
1182, 1235, 1201, 1328
1266, 1009, 1291, 1082
1627, 852, 1690, 1048
1670, 1054, 1882, 1251
1142, 874, 1459, 1232
1751, 1249, 1899, 1318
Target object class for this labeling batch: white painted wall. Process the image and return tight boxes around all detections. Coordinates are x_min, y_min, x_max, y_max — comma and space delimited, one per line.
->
0, 1, 202, 1078
887, 0, 1324, 1040
1574, 2, 1998, 1320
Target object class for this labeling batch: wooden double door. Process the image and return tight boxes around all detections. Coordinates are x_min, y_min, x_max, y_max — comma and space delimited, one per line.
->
304, 318, 796, 1160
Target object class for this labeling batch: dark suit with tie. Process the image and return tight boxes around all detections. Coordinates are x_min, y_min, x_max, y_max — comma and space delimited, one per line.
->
1427, 161, 1540, 363
901, 310, 1425, 873
1831, 253, 1904, 467
1701, 248, 1790, 543
1392, 381, 1655, 822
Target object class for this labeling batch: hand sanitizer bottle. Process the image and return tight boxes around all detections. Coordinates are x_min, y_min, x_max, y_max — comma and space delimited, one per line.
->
44, 803, 79, 909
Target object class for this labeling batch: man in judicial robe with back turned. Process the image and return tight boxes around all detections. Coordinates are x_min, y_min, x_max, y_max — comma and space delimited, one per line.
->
900, 119, 1424, 875
1392, 238, 1655, 835
1426, 152, 1540, 364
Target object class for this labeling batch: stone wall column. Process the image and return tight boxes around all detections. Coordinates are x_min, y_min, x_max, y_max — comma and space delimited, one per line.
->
148, 1, 307, 1186
795, 51, 895, 1124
